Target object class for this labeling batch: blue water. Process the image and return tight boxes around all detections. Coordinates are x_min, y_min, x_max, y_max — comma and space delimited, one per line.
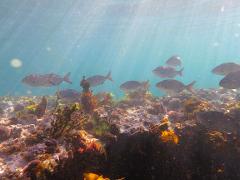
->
1, 0, 240, 97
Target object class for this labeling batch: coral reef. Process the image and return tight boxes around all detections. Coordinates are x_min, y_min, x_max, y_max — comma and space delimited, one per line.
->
1, 88, 240, 179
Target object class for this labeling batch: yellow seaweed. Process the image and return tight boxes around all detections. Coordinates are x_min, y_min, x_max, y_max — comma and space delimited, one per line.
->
160, 130, 179, 144
83, 172, 110, 180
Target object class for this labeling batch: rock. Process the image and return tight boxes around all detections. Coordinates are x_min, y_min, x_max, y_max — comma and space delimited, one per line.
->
0, 126, 11, 142
13, 104, 25, 112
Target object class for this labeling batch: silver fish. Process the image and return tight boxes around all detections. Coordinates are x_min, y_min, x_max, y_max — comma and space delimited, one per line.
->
57, 89, 81, 102
22, 72, 72, 87
153, 66, 183, 78
156, 79, 196, 94
120, 80, 149, 92
86, 71, 113, 87
212, 62, 240, 76
166, 56, 182, 67
219, 71, 240, 89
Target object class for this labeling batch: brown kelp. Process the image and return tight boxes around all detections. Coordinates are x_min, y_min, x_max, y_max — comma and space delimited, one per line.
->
80, 76, 98, 114
48, 104, 89, 139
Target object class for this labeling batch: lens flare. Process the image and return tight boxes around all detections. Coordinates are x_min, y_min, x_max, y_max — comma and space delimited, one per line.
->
10, 58, 23, 68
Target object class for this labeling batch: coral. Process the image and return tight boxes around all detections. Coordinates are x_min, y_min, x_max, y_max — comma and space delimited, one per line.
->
79, 140, 106, 155
90, 113, 111, 137
0, 125, 11, 142
80, 76, 91, 93
48, 104, 89, 139
183, 97, 212, 120
22, 157, 57, 180
147, 102, 166, 115
80, 75, 98, 113
96, 92, 115, 106
81, 92, 98, 114
35, 96, 47, 118
207, 131, 227, 149
0, 139, 25, 155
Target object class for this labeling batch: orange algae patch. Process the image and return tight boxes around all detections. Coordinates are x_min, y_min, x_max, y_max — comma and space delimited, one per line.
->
77, 130, 106, 155
160, 130, 179, 144
83, 172, 110, 180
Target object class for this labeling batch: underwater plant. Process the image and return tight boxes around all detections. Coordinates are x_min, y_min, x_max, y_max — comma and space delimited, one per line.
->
48, 103, 89, 139
183, 97, 212, 119
80, 76, 98, 114
35, 96, 47, 118
83, 172, 110, 180
96, 92, 115, 106
160, 130, 179, 144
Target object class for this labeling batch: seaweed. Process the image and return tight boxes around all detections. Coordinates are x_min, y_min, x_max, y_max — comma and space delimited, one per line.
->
35, 96, 48, 118
80, 76, 98, 114
48, 104, 89, 139
183, 97, 212, 120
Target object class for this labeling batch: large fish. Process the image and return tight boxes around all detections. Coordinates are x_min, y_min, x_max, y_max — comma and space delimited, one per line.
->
212, 62, 240, 76
156, 79, 196, 94
165, 56, 182, 67
219, 71, 240, 89
86, 71, 113, 87
56, 89, 81, 102
22, 72, 72, 87
153, 66, 183, 78
120, 80, 149, 92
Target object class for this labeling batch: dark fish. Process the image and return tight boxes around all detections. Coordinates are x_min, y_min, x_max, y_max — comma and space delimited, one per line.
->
219, 71, 240, 89
120, 80, 149, 92
86, 71, 113, 87
156, 79, 196, 94
22, 73, 72, 87
166, 56, 182, 67
153, 66, 183, 78
212, 62, 240, 76
57, 89, 81, 102
196, 111, 238, 133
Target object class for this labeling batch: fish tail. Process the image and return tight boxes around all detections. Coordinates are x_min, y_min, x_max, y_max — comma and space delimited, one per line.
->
178, 68, 184, 76
186, 81, 196, 93
63, 72, 72, 84
106, 71, 113, 82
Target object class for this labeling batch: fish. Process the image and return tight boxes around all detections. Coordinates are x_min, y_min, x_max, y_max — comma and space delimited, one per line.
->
120, 80, 150, 92
86, 71, 113, 87
56, 89, 81, 102
153, 66, 183, 78
165, 56, 182, 67
156, 79, 196, 94
22, 72, 72, 87
212, 62, 240, 76
219, 71, 240, 89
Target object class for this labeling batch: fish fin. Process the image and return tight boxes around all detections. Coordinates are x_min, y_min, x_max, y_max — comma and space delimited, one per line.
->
178, 68, 184, 76
106, 71, 113, 82
186, 81, 196, 93
63, 72, 72, 84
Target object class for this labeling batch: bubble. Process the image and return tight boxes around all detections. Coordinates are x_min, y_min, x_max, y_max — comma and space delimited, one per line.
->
220, 6, 225, 12
234, 33, 239, 38
213, 42, 220, 47
10, 58, 23, 68
46, 47, 52, 52
26, 90, 32, 95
